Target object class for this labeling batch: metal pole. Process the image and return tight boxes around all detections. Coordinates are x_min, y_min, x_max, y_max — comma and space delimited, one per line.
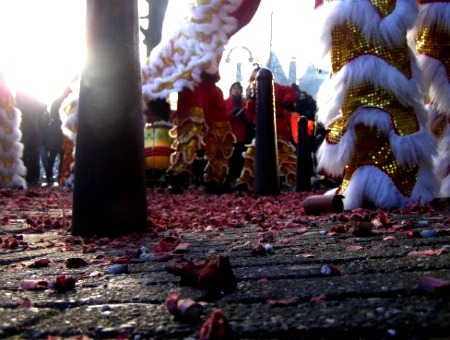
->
254, 68, 280, 195
296, 116, 312, 191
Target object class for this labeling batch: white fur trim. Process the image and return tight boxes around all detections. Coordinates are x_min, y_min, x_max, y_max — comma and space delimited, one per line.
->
339, 162, 437, 210
417, 55, 450, 118
142, 0, 241, 100
315, 0, 418, 57
316, 55, 426, 127
416, 2, 450, 32
433, 126, 450, 197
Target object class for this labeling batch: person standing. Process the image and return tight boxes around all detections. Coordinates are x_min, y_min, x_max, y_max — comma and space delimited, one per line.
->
225, 81, 251, 184
41, 91, 67, 186
15, 91, 47, 186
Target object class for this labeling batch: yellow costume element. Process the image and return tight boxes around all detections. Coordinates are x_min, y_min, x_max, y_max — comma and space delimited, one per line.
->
237, 141, 255, 189
203, 120, 235, 184
167, 107, 206, 179
315, 0, 438, 209
415, 0, 450, 197
237, 138, 297, 189
0, 84, 27, 188
277, 139, 297, 187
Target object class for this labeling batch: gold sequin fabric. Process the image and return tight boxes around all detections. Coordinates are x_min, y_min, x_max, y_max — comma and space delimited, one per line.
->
416, 27, 450, 79
237, 144, 255, 189
326, 82, 419, 144
167, 107, 206, 178
204, 120, 235, 184
337, 125, 418, 197
320, 0, 427, 204
331, 23, 411, 77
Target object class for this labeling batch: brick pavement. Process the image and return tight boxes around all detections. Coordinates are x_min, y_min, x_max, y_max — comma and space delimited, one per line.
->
1, 187, 450, 339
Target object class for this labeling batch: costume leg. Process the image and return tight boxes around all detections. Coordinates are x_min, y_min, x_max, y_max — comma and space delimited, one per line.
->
277, 138, 297, 187
203, 120, 235, 185
236, 140, 255, 190
314, 0, 438, 209
166, 110, 205, 182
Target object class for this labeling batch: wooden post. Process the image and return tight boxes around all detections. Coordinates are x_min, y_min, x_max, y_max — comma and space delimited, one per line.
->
254, 68, 280, 196
72, 0, 147, 237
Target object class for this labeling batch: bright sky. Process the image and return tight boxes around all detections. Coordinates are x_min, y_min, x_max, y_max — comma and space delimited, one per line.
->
0, 0, 318, 106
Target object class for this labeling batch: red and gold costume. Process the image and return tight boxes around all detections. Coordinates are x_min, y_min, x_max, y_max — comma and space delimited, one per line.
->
314, 0, 438, 209
415, 0, 450, 198
141, 0, 261, 187
0, 73, 26, 188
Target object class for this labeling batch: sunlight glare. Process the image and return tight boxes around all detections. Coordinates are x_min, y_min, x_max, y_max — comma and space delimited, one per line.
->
0, 0, 85, 106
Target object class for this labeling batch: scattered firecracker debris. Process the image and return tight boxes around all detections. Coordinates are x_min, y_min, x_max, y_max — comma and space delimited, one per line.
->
406, 230, 421, 238
198, 309, 235, 340
165, 292, 181, 316
174, 242, 190, 254
53, 274, 77, 292
417, 276, 450, 299
352, 221, 373, 236
267, 296, 299, 306
26, 258, 51, 268
153, 233, 181, 253
2, 236, 20, 249
110, 255, 132, 264
19, 279, 49, 290
408, 248, 447, 257
64, 257, 90, 268
166, 255, 237, 294
329, 224, 351, 234
251, 244, 268, 256
310, 293, 327, 302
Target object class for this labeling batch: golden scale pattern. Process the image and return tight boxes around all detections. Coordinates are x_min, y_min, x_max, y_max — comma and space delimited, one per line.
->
331, 22, 411, 78
327, 82, 419, 144
338, 125, 418, 196
416, 27, 450, 80
327, 0, 420, 196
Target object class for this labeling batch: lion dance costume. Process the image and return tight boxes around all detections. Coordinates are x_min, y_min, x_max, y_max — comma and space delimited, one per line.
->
314, 0, 438, 209
415, 0, 450, 198
0, 73, 26, 189
141, 0, 261, 189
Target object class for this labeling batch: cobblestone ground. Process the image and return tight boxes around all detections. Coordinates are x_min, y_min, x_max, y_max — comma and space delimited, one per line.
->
0, 187, 449, 339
